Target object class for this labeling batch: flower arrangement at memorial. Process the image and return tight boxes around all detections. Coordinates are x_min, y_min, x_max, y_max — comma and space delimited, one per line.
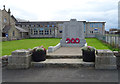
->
81, 46, 96, 62
32, 45, 46, 62
33, 46, 46, 52
81, 46, 95, 52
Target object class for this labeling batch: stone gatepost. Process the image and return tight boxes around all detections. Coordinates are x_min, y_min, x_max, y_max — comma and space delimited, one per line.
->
95, 50, 117, 69
7, 49, 32, 69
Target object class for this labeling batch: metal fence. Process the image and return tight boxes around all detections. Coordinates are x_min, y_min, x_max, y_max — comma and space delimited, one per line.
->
95, 34, 120, 48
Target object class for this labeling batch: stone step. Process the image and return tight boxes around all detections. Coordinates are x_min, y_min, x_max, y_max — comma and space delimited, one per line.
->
31, 59, 95, 68
46, 55, 82, 59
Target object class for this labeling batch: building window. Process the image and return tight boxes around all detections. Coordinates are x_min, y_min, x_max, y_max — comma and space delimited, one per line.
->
39, 28, 44, 35
34, 29, 38, 35
47, 25, 49, 27
38, 25, 40, 27
4, 18, 7, 23
92, 23, 94, 28
95, 23, 98, 27
50, 25, 52, 27
2, 33, 6, 37
39, 30, 43, 35
90, 31, 93, 33
92, 31, 93, 33
40, 25, 43, 27
13, 31, 15, 36
31, 29, 33, 35
99, 23, 103, 28
90, 23, 92, 28
31, 25, 35, 27
59, 30, 62, 33
52, 25, 54, 27
45, 29, 49, 35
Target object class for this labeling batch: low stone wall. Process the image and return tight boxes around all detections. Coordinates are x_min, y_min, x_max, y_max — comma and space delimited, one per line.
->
7, 49, 32, 69
113, 51, 120, 68
95, 50, 117, 69
1, 55, 9, 67
48, 43, 61, 53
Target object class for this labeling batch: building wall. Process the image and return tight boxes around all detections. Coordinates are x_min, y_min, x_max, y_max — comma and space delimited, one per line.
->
85, 22, 105, 38
8, 25, 21, 40
56, 22, 63, 38
16, 22, 57, 38
2, 9, 16, 29
16, 21, 105, 38
1, 7, 22, 40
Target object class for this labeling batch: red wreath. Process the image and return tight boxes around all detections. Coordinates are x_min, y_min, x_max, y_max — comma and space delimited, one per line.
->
75, 38, 80, 43
71, 38, 76, 43
66, 38, 71, 44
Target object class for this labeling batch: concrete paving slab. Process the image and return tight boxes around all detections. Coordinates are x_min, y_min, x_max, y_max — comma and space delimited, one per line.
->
47, 47, 82, 56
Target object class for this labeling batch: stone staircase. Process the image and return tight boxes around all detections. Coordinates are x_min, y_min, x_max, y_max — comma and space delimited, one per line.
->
31, 55, 95, 68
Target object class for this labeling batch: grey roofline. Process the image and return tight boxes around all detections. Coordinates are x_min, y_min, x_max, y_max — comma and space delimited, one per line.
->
16, 20, 86, 23
16, 21, 106, 24
15, 26, 28, 32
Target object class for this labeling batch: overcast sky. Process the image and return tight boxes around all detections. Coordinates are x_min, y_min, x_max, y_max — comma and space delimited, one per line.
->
0, 0, 119, 30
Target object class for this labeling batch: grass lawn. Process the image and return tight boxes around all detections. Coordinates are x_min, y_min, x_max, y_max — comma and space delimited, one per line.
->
2, 38, 119, 56
86, 38, 110, 49
2, 38, 61, 56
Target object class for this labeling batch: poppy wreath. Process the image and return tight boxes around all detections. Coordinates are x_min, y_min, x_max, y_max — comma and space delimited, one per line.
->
75, 38, 80, 43
71, 38, 76, 43
66, 38, 71, 44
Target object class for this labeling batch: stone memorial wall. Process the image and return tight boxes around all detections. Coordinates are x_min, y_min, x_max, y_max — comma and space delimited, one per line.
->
60, 19, 86, 47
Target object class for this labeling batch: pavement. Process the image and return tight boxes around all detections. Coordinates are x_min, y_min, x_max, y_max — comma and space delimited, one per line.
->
1, 47, 120, 83
2, 67, 119, 82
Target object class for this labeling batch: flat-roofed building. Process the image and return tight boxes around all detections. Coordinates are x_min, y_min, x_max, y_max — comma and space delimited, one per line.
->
1, 5, 106, 39
16, 21, 105, 38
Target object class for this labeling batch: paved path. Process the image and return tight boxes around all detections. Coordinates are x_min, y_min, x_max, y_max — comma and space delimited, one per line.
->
47, 47, 82, 56
2, 67, 119, 82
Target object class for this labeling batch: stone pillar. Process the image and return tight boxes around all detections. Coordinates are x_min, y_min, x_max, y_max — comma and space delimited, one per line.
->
7, 49, 32, 69
95, 50, 117, 69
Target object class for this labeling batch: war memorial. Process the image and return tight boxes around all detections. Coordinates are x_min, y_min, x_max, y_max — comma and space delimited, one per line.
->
1, 1, 120, 83
3, 18, 116, 70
